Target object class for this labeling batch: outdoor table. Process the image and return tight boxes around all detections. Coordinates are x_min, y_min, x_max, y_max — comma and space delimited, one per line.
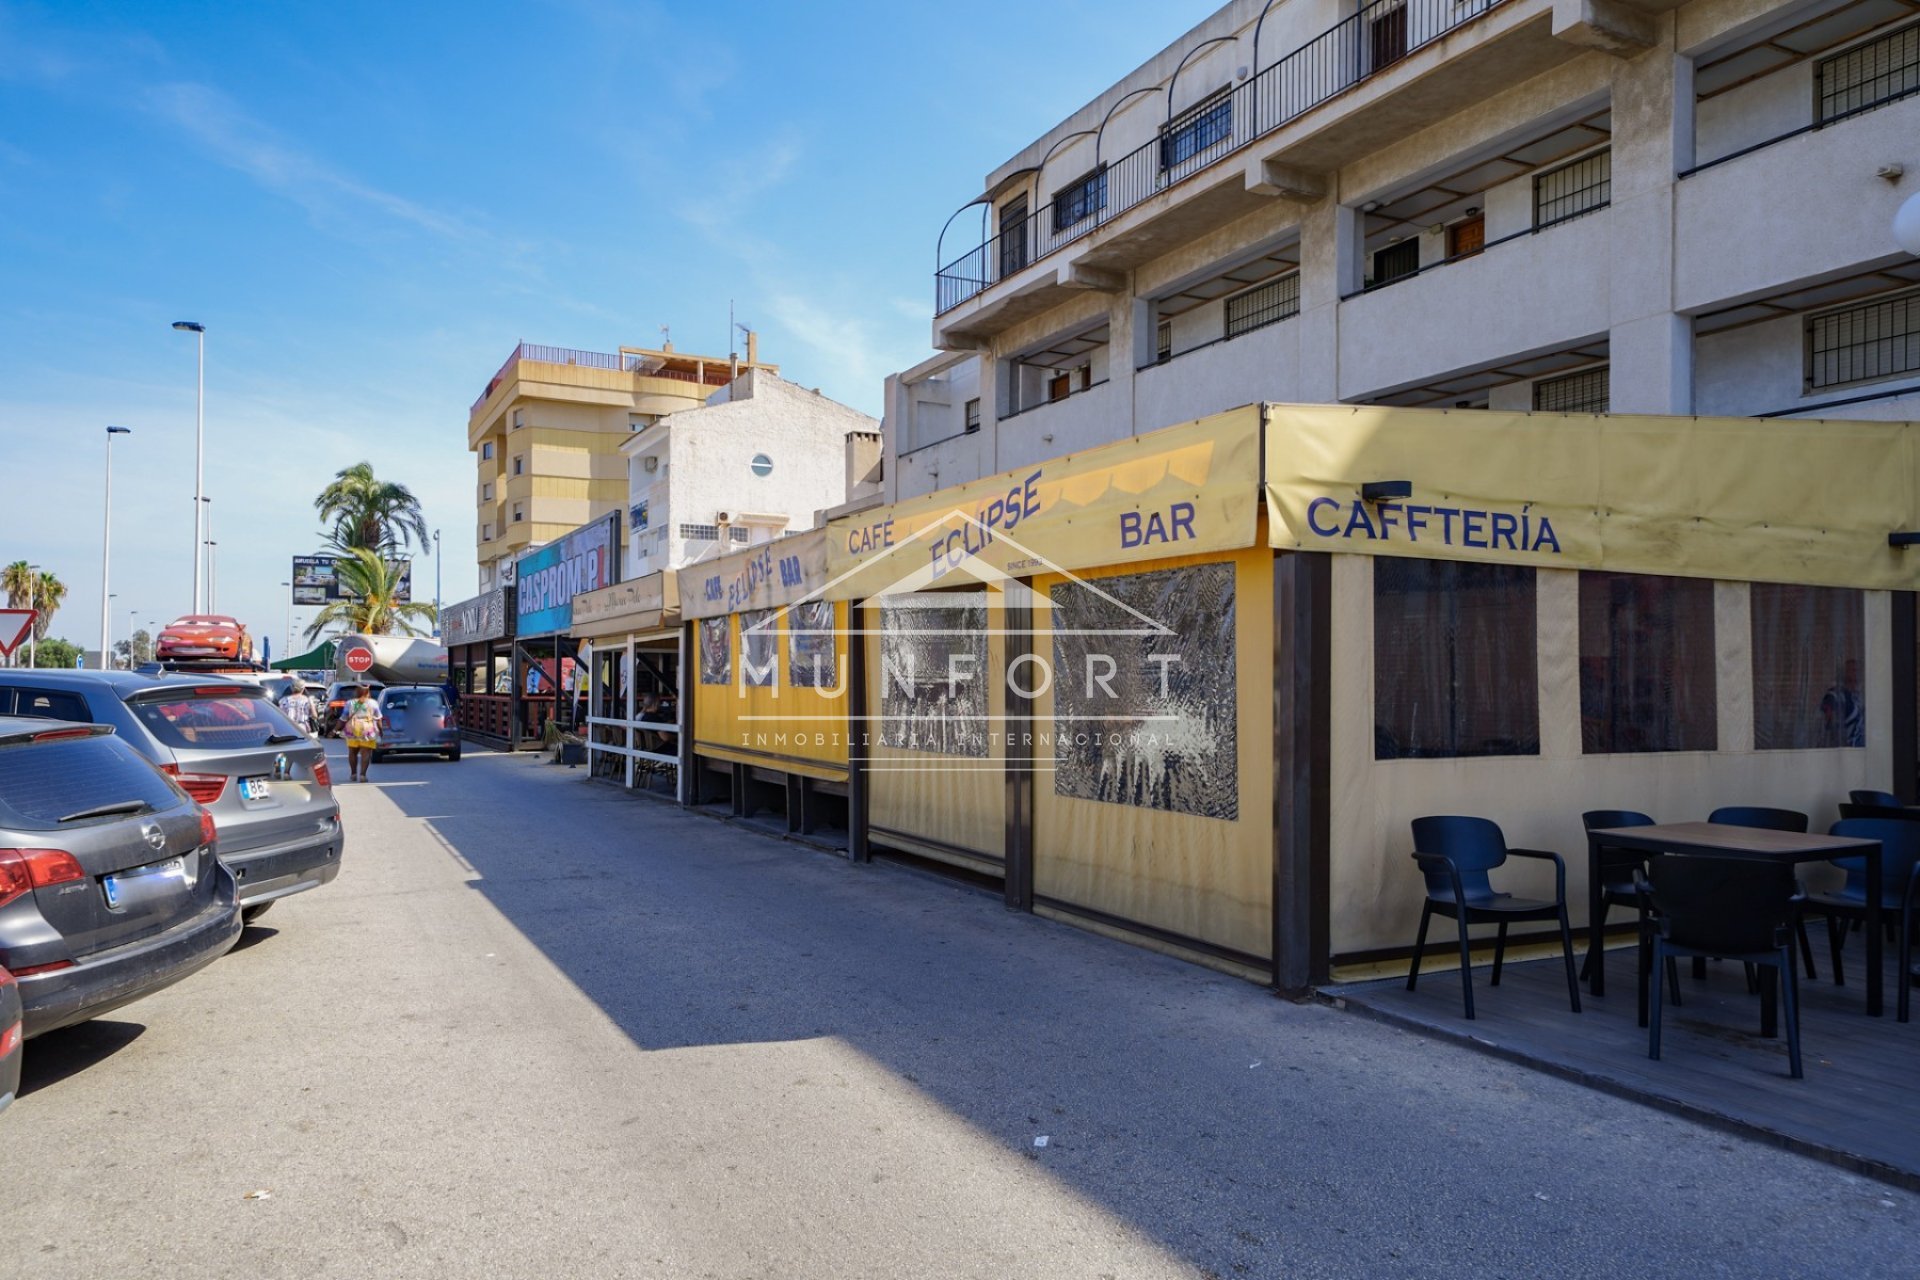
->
1586, 821, 1885, 1017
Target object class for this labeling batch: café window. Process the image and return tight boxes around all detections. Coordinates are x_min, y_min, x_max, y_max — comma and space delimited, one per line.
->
1751, 584, 1866, 749
1578, 572, 1716, 754
698, 618, 731, 686
1374, 557, 1539, 759
740, 610, 777, 688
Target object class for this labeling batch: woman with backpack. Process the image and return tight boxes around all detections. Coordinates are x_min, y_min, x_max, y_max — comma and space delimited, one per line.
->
341, 685, 382, 783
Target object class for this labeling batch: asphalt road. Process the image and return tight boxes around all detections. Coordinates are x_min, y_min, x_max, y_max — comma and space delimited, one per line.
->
4, 745, 1919, 1279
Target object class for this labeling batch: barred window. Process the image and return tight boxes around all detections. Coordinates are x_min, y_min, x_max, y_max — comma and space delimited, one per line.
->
679, 523, 719, 541
1534, 150, 1611, 228
1052, 167, 1107, 232
1534, 367, 1609, 413
1817, 22, 1920, 121
964, 398, 981, 433
1807, 291, 1920, 390
1161, 92, 1232, 171
1156, 320, 1172, 363
1224, 274, 1301, 337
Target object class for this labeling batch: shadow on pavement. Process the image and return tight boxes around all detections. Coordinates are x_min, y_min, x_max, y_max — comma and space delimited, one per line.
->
20, 1020, 146, 1097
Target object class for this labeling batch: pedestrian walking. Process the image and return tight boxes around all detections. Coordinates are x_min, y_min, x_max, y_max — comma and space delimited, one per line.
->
342, 684, 382, 783
277, 681, 317, 737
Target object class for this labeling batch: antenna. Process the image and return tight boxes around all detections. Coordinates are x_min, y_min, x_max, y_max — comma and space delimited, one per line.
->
658, 323, 670, 349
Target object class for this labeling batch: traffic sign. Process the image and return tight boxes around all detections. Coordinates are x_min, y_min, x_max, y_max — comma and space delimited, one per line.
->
343, 645, 374, 674
0, 610, 35, 658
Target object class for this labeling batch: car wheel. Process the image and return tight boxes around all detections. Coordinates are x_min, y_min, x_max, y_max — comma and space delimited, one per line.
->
242, 902, 274, 924
447, 747, 462, 762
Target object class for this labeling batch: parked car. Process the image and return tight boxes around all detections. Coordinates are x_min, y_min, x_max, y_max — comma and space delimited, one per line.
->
322, 680, 384, 737
374, 686, 461, 762
0, 966, 19, 1113
154, 614, 250, 662
0, 672, 342, 923
0, 718, 242, 1038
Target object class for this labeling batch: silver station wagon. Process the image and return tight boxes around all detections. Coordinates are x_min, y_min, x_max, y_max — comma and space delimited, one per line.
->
0, 671, 343, 924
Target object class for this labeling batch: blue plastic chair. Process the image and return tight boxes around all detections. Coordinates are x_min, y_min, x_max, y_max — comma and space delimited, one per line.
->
1407, 816, 1581, 1020
1710, 806, 1817, 980
1851, 790, 1902, 808
1807, 819, 1920, 1022
1641, 856, 1805, 1079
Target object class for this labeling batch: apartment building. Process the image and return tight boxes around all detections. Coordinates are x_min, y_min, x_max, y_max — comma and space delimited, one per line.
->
621, 367, 881, 575
887, 0, 1920, 500
468, 338, 777, 589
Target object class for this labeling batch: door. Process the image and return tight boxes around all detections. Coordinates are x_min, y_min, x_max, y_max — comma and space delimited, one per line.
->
998, 196, 1029, 280
1368, 3, 1408, 72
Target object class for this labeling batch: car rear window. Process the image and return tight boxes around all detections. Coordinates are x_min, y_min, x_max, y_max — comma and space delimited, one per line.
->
128, 693, 299, 750
0, 734, 183, 830
382, 691, 446, 711
4, 688, 92, 722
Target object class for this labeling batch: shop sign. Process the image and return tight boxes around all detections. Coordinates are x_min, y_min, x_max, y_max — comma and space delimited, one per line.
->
442, 587, 512, 647
515, 512, 620, 637
824, 407, 1260, 599
685, 528, 832, 621
1264, 404, 1920, 590
572, 571, 677, 636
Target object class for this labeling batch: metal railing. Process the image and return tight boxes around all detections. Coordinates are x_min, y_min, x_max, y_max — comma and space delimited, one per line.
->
470, 343, 734, 414
935, 0, 1505, 314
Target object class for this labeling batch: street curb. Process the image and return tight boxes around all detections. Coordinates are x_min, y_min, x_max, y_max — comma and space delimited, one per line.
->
1317, 988, 1920, 1194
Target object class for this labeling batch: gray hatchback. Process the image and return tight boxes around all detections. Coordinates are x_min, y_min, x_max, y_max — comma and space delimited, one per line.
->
0, 719, 242, 1038
0, 671, 342, 923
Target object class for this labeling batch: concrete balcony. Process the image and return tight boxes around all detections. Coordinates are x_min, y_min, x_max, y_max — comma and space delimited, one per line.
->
1336, 208, 1611, 399
1135, 316, 1304, 434
1674, 94, 1920, 315
995, 380, 1121, 473
933, 0, 1580, 350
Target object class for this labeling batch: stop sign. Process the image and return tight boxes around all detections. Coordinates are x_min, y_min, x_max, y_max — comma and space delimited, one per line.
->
343, 646, 374, 674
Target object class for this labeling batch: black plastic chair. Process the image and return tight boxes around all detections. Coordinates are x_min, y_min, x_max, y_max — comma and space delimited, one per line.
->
1709, 806, 1817, 981
1851, 790, 1902, 808
1641, 856, 1805, 1079
1407, 816, 1581, 1020
1579, 809, 1655, 985
1837, 802, 1920, 822
1805, 819, 1920, 1023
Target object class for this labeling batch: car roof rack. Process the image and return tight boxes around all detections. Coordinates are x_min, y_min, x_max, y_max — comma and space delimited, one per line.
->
135, 659, 275, 675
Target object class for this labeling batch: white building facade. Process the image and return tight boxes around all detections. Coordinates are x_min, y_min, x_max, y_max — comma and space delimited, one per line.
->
623, 368, 881, 573
887, 0, 1920, 501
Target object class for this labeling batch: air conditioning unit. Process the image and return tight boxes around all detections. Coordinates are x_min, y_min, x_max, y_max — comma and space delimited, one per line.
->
715, 511, 732, 524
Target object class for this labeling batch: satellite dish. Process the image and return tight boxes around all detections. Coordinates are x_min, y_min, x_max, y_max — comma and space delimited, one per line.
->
1897, 191, 1920, 257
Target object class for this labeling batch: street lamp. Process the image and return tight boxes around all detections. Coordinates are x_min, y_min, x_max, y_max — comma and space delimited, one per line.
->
206, 540, 219, 613
433, 528, 442, 637
25, 563, 40, 669
126, 606, 139, 668
172, 320, 205, 612
99, 426, 131, 669
281, 581, 294, 661
199, 496, 214, 612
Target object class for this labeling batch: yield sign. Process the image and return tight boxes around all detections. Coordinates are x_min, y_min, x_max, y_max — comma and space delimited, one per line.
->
0, 610, 35, 658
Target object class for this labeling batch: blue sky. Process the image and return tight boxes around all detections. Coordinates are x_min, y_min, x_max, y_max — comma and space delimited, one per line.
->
0, 0, 1185, 658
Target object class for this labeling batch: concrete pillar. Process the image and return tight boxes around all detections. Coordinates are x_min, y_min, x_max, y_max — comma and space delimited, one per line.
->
1112, 291, 1146, 436
1606, 39, 1695, 414
1295, 195, 1356, 404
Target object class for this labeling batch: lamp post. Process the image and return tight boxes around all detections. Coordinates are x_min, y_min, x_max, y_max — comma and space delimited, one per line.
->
200, 497, 214, 612
99, 425, 131, 669
207, 540, 218, 614
25, 563, 40, 669
126, 607, 139, 668
433, 528, 442, 637
172, 321, 206, 611
281, 581, 294, 661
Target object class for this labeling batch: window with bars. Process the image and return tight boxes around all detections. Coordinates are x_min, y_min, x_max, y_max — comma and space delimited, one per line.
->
964, 398, 981, 433
1156, 320, 1172, 363
1817, 22, 1920, 122
1533, 149, 1611, 228
1052, 166, 1107, 232
1161, 92, 1232, 171
1225, 274, 1301, 337
1534, 367, 1609, 413
679, 523, 719, 541
1807, 291, 1920, 390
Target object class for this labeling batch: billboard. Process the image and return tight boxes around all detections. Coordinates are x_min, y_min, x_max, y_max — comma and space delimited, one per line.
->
292, 554, 412, 606
514, 512, 620, 637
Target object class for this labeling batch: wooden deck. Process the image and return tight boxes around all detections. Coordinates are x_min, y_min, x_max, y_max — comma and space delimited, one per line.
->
1328, 931, 1920, 1189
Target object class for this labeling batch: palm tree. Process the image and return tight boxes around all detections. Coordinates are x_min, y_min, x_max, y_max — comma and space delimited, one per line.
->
2, 561, 33, 609
303, 548, 437, 640
315, 462, 430, 554
27, 571, 65, 643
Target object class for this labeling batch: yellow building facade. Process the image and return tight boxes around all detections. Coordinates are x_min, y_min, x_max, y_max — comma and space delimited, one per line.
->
467, 340, 776, 585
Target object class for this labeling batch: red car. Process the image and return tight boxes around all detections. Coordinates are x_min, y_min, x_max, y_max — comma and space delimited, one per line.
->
155, 614, 250, 662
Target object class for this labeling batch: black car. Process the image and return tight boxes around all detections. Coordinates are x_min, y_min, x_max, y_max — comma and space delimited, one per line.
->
0, 719, 242, 1038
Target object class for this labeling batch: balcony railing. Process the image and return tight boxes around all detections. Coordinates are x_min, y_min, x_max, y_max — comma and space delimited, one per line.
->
470, 342, 735, 414
934, 0, 1506, 314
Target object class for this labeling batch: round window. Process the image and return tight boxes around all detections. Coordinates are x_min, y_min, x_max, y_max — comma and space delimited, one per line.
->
750, 453, 773, 477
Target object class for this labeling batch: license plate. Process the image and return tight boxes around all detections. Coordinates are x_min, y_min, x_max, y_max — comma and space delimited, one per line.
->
103, 856, 187, 910
239, 776, 271, 801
